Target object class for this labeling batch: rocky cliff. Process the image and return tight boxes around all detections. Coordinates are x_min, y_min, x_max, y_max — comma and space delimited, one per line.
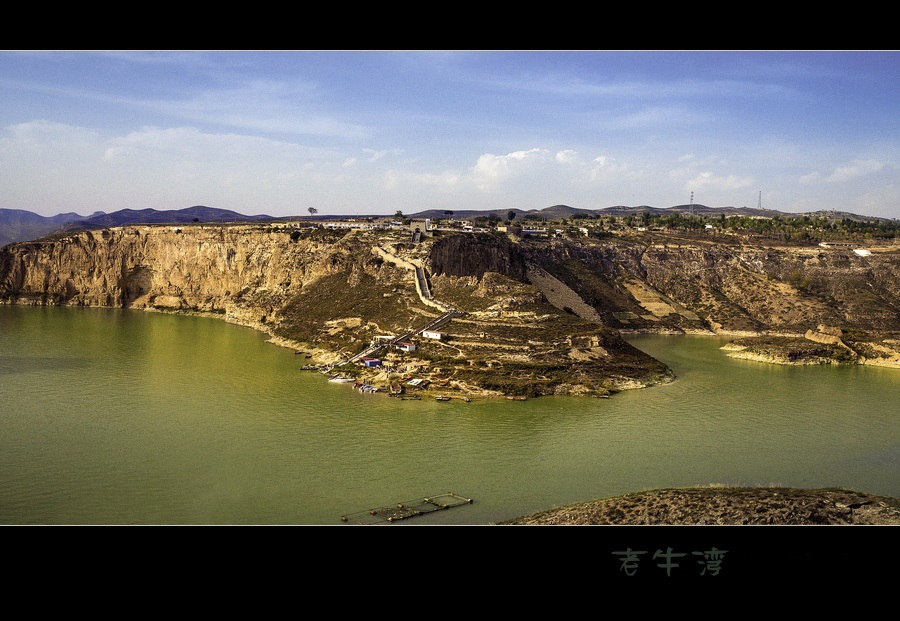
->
1, 224, 322, 329
520, 234, 900, 336
2, 223, 898, 397
513, 233, 900, 368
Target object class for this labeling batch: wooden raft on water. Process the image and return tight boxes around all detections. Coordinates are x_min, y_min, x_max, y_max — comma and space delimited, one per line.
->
341, 492, 473, 525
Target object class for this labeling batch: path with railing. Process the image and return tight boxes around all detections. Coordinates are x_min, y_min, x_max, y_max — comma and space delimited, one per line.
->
340, 246, 462, 365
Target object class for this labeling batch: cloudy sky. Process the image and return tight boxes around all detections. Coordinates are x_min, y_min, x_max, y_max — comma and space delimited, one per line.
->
1, 50, 898, 219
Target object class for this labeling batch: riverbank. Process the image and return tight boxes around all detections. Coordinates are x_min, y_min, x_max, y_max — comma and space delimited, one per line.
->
149, 307, 900, 400
497, 486, 900, 525
721, 329, 900, 368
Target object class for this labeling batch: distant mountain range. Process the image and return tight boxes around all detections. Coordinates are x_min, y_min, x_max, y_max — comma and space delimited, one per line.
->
0, 206, 276, 246
1, 203, 891, 247
409, 203, 886, 223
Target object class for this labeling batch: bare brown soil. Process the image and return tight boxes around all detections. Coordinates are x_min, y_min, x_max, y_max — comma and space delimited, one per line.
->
497, 486, 900, 525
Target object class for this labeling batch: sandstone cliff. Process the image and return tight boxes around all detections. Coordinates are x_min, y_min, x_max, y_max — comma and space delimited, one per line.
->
515, 232, 900, 367
1, 224, 324, 329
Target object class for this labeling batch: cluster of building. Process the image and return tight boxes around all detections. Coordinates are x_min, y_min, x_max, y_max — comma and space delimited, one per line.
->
292, 216, 557, 239
360, 330, 448, 368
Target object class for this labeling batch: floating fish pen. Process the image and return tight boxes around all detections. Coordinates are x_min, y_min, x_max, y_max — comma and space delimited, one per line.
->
341, 492, 473, 525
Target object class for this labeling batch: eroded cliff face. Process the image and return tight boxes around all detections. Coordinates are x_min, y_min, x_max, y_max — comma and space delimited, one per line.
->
0, 224, 365, 331
4, 226, 899, 339
429, 234, 528, 281
519, 235, 900, 335
418, 230, 900, 368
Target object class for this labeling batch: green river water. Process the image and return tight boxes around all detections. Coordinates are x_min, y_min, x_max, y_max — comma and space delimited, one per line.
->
1, 304, 897, 525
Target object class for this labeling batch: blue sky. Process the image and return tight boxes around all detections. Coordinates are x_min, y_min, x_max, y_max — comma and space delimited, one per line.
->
1, 50, 898, 219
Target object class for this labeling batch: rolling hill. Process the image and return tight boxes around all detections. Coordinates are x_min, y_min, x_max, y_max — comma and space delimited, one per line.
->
3, 203, 894, 247
0, 206, 278, 246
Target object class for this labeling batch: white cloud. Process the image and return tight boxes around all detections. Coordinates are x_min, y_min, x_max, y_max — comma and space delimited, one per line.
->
556, 149, 631, 184
801, 159, 885, 185
2, 120, 98, 153
103, 126, 324, 163
799, 171, 822, 184
611, 105, 695, 130
852, 183, 900, 219
586, 155, 631, 182
0, 120, 357, 216
555, 150, 579, 164
471, 148, 551, 189
102, 127, 205, 161
823, 159, 883, 183
384, 169, 461, 191
362, 148, 403, 163
144, 77, 371, 141
686, 171, 754, 192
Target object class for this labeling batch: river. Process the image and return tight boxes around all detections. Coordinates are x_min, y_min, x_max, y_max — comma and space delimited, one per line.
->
1, 305, 897, 525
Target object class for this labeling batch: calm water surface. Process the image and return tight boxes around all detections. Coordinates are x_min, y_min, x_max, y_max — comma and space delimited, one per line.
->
1, 305, 897, 525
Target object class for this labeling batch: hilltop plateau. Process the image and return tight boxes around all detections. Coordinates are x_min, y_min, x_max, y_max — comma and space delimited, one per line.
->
1, 214, 898, 399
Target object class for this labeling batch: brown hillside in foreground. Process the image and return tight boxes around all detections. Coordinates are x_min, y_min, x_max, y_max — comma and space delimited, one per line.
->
497, 486, 900, 525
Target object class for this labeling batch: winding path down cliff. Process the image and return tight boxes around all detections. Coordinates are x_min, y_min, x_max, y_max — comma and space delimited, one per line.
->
372, 245, 452, 312
342, 246, 462, 364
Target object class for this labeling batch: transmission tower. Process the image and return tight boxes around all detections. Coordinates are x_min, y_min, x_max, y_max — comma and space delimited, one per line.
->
757, 191, 762, 210
689, 191, 694, 216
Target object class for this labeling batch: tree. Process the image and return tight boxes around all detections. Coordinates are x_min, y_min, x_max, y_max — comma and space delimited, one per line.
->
308, 207, 318, 217
395, 210, 404, 220
507, 210, 516, 223
444, 210, 454, 217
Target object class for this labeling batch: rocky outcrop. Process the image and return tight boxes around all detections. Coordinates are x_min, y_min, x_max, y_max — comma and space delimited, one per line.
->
0, 224, 354, 333
521, 236, 900, 336
429, 233, 528, 281
498, 486, 900, 525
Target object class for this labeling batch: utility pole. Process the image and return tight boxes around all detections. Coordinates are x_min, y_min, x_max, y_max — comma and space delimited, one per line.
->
689, 192, 694, 216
